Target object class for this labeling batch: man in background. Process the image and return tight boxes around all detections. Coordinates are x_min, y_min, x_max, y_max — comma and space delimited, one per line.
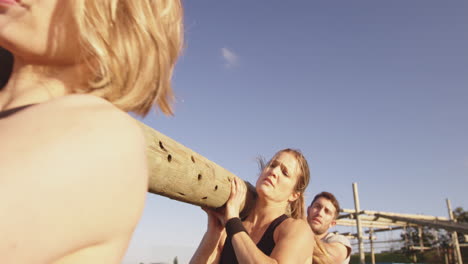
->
307, 192, 352, 264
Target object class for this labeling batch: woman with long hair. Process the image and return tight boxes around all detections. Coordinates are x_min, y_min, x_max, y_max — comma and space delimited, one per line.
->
190, 148, 315, 263
0, 1, 183, 263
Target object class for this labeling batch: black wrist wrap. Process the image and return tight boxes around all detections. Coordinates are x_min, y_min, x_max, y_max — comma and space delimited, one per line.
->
225, 217, 247, 237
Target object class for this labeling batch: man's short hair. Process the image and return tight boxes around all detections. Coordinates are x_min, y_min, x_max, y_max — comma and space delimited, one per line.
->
311, 191, 341, 219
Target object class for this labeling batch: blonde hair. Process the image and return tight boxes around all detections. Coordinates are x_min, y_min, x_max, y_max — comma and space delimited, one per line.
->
259, 148, 310, 219
73, 0, 184, 116
260, 149, 331, 264
281, 149, 310, 219
279, 149, 332, 263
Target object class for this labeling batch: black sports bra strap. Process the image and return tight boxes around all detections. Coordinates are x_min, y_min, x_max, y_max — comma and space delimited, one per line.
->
265, 214, 288, 235
0, 104, 34, 119
255, 214, 289, 256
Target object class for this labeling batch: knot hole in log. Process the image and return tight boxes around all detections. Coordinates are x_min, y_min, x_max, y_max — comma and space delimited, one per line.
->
159, 141, 166, 151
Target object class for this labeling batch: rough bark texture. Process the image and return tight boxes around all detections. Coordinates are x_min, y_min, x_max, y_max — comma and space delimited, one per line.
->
139, 122, 257, 217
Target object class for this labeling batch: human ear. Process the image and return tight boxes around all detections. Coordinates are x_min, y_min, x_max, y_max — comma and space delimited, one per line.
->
288, 191, 300, 202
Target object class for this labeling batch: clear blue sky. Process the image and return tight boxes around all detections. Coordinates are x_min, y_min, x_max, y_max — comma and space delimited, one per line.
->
123, 1, 468, 263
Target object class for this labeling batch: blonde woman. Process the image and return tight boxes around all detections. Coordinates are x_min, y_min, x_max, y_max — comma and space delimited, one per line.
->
190, 149, 315, 264
0, 0, 183, 263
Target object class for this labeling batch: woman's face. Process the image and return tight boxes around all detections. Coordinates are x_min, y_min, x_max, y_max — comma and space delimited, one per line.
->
0, 0, 79, 64
256, 152, 301, 203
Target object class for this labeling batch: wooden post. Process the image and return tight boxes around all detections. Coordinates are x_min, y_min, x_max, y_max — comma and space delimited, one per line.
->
435, 230, 441, 257
139, 122, 257, 217
446, 199, 463, 264
369, 228, 376, 264
418, 226, 424, 253
353, 183, 365, 264
404, 226, 409, 251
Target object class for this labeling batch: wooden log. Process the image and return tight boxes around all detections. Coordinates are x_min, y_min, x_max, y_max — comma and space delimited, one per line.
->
138, 122, 257, 217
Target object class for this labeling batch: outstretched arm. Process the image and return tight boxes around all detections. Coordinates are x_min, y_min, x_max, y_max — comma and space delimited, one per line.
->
322, 240, 350, 263
190, 208, 226, 264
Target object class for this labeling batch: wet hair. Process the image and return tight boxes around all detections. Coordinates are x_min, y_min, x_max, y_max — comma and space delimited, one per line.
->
311, 191, 341, 219
259, 148, 310, 219
72, 0, 184, 116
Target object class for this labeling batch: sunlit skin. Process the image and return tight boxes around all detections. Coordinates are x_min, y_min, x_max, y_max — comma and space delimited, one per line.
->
0, 1, 148, 263
255, 152, 301, 206
307, 197, 350, 263
0, 0, 80, 65
190, 151, 314, 264
0, 0, 86, 111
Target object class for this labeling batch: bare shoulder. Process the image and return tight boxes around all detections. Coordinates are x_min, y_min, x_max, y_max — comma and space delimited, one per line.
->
271, 218, 314, 262
37, 94, 143, 137
322, 233, 351, 262
0, 94, 148, 192
0, 95, 148, 263
274, 218, 314, 246
2, 94, 147, 166
277, 218, 313, 236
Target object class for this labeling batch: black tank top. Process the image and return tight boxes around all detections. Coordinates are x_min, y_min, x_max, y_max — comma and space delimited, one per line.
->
0, 104, 34, 119
219, 214, 289, 264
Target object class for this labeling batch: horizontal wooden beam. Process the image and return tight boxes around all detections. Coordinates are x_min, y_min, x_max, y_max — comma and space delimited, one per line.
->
340, 209, 468, 234
365, 226, 405, 233
337, 216, 416, 227
342, 208, 448, 221
336, 219, 412, 228
374, 213, 468, 234
409, 246, 432, 251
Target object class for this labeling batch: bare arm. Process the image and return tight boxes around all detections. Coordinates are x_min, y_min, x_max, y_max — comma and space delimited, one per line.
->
322, 241, 350, 263
190, 209, 226, 264
270, 219, 315, 264
230, 232, 277, 264
0, 95, 148, 263
190, 229, 225, 264
223, 178, 314, 264
230, 219, 314, 264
